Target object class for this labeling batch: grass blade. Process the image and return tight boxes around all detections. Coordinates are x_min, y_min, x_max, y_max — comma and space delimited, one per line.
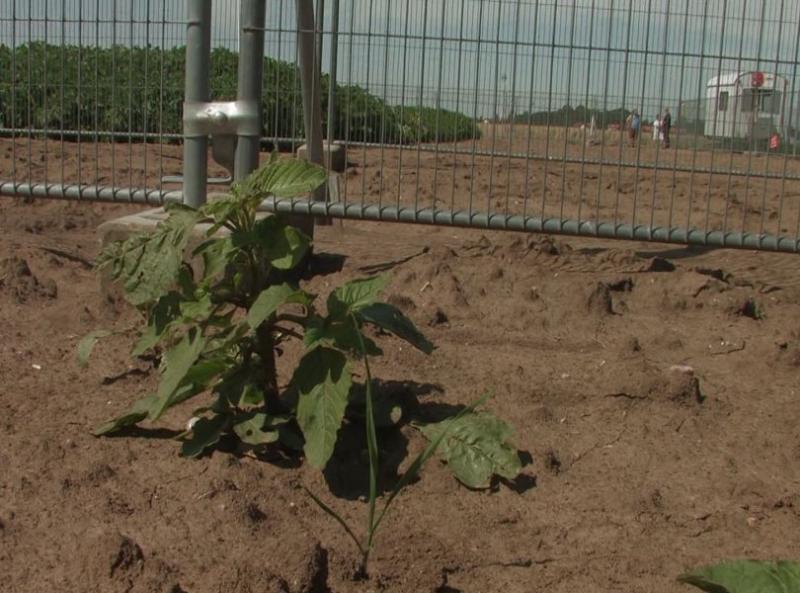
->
303, 486, 364, 556
351, 315, 380, 554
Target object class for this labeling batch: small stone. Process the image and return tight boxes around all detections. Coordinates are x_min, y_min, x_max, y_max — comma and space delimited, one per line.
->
669, 364, 694, 375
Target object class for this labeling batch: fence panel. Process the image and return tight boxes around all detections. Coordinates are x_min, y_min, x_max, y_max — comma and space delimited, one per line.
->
2, 1, 800, 253
0, 0, 240, 203
263, 0, 800, 252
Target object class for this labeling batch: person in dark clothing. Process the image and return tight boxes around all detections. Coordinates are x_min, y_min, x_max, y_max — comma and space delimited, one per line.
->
661, 107, 672, 148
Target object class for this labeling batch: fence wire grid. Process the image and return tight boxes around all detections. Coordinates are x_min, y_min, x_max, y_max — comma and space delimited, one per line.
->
3, 0, 800, 252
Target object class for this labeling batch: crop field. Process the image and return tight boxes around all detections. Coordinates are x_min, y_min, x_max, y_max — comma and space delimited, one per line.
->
2, 137, 800, 593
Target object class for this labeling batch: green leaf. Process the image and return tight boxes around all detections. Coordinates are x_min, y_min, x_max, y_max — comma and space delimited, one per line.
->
180, 291, 214, 321
97, 207, 201, 307
327, 274, 390, 318
194, 237, 236, 281
304, 316, 383, 356
252, 216, 311, 270
183, 357, 229, 389
180, 414, 228, 457
238, 384, 265, 408
247, 283, 312, 329
678, 561, 800, 593
357, 302, 434, 354
199, 198, 238, 234
93, 393, 159, 436
241, 158, 328, 199
77, 330, 112, 367
137, 357, 228, 424
417, 411, 522, 489
293, 347, 352, 468
232, 413, 281, 446
371, 395, 489, 535
149, 329, 207, 420
131, 292, 182, 356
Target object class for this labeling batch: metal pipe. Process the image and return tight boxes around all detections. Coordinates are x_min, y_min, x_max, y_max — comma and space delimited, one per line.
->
296, 2, 325, 166
296, 0, 327, 231
326, 0, 340, 145
235, 0, 266, 182
259, 198, 800, 254
3, 179, 797, 254
315, 0, 325, 99
183, 0, 212, 208
0, 182, 182, 205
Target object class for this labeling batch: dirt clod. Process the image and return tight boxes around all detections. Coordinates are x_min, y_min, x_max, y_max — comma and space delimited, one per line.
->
738, 297, 765, 320
544, 449, 562, 475
587, 282, 614, 315
429, 308, 450, 326
647, 256, 677, 272
0, 256, 58, 302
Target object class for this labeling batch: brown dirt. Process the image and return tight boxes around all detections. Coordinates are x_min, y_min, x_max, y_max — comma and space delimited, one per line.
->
2, 142, 800, 593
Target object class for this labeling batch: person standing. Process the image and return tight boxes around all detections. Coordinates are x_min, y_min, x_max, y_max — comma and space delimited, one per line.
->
628, 110, 641, 146
652, 115, 661, 142
661, 107, 672, 148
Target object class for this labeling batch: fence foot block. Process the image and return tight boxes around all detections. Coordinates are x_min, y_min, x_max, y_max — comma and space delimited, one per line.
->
297, 142, 347, 173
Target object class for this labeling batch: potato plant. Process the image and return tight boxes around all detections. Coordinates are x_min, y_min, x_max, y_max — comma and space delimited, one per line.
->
0, 42, 480, 144
81, 157, 520, 487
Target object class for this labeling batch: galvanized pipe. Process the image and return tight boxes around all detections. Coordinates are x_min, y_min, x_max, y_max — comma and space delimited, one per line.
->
296, 0, 324, 167
234, 0, 266, 182
326, 0, 340, 145
183, 0, 212, 208
259, 197, 800, 254
296, 0, 328, 232
0, 182, 182, 205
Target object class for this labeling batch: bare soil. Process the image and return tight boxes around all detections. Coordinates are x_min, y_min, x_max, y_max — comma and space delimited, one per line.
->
2, 140, 800, 593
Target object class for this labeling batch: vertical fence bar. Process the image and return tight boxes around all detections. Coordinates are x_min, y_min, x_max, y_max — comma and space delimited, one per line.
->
183, 0, 212, 208
296, 0, 324, 164
235, 0, 266, 181
326, 0, 340, 146
296, 0, 326, 232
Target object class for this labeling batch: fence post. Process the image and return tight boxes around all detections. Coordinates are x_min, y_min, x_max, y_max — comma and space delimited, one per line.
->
183, 0, 212, 208
296, 0, 328, 230
234, 0, 266, 183
326, 0, 339, 146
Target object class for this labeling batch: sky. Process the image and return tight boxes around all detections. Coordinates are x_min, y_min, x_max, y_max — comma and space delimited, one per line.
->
2, 0, 800, 120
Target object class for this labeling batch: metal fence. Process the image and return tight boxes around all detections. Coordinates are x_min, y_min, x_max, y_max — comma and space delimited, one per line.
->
2, 1, 800, 252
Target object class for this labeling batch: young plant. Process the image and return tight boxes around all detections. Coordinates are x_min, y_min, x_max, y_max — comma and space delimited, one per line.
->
82, 156, 425, 461
305, 318, 493, 577
81, 156, 524, 575
81, 156, 521, 484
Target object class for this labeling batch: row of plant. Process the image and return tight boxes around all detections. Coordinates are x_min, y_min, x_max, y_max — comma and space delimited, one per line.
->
512, 104, 632, 128
0, 42, 480, 144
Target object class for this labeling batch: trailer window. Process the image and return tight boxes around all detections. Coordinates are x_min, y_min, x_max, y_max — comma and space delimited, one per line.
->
741, 89, 782, 114
762, 91, 782, 114
718, 91, 729, 112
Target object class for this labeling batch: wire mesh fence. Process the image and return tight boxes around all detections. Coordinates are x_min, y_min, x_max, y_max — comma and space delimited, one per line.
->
3, 1, 800, 251
260, 0, 800, 251
0, 0, 238, 203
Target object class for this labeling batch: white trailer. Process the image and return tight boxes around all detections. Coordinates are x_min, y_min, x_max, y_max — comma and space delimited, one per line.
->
705, 71, 788, 141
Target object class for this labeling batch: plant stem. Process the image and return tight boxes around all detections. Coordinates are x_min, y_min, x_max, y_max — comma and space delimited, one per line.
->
254, 324, 281, 412
352, 314, 379, 576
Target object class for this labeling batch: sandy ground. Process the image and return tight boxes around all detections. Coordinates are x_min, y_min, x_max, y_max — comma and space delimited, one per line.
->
1, 140, 800, 593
